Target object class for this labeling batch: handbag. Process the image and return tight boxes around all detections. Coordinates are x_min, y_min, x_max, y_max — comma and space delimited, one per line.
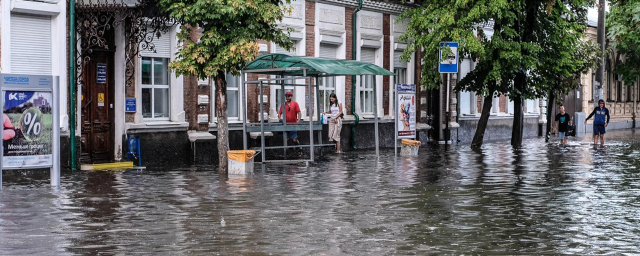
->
321, 113, 329, 124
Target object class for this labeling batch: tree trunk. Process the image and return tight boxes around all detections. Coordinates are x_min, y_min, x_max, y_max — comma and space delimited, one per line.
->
545, 93, 555, 142
511, 74, 525, 147
215, 70, 229, 173
471, 87, 495, 149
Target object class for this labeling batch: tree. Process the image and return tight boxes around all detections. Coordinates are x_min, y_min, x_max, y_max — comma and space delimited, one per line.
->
506, 0, 594, 147
607, 0, 640, 86
158, 0, 293, 173
399, 0, 512, 149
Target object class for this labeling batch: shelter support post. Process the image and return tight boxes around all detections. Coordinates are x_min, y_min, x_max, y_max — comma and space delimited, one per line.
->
394, 83, 398, 158
281, 75, 287, 158
315, 76, 322, 156
260, 81, 266, 163
242, 71, 247, 150
374, 75, 379, 158
307, 70, 314, 161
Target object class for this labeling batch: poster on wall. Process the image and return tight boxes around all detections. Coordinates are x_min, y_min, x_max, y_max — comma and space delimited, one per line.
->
3, 91, 53, 168
397, 84, 416, 138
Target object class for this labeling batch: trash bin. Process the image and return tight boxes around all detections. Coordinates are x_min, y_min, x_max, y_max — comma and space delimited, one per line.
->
400, 139, 421, 156
228, 150, 258, 174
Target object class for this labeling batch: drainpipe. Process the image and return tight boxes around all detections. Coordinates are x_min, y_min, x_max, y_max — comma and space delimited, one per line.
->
350, 0, 363, 149
69, 0, 77, 170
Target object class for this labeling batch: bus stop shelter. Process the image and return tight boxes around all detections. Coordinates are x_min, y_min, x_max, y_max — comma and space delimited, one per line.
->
240, 53, 394, 163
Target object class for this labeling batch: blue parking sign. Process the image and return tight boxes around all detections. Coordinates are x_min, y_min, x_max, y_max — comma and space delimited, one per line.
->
439, 42, 458, 73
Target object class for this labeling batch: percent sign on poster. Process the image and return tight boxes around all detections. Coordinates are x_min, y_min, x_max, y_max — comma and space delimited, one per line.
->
21, 108, 43, 140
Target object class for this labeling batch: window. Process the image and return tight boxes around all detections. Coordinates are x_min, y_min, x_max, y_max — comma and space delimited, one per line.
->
627, 82, 632, 102
393, 68, 406, 116
319, 43, 339, 113
606, 74, 612, 101
141, 57, 170, 119
360, 75, 374, 114
617, 80, 623, 102
360, 47, 377, 115
212, 73, 240, 119
319, 77, 336, 113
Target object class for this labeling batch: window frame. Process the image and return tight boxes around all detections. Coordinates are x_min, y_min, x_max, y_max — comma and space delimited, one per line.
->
360, 75, 374, 115
141, 57, 171, 121
208, 74, 243, 122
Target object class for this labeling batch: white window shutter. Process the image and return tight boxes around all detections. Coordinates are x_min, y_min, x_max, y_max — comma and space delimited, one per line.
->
10, 13, 52, 75
361, 48, 376, 64
319, 44, 338, 59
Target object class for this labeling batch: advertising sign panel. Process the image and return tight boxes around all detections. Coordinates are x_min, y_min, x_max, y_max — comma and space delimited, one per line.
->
2, 91, 53, 168
396, 84, 416, 138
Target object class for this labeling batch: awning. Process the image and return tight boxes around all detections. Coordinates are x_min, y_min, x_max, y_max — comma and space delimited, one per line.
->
243, 53, 395, 76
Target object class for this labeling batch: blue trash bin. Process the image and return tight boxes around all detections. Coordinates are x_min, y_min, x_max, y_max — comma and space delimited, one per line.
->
126, 136, 142, 166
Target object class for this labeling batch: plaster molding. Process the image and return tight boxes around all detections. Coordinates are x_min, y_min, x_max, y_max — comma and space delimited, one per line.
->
319, 7, 344, 25
360, 14, 382, 30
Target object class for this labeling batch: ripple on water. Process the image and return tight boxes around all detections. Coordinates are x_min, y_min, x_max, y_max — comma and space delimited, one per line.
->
1, 130, 640, 254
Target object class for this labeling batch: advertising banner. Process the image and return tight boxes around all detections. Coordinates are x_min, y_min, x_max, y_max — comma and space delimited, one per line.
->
3, 91, 53, 168
397, 84, 416, 138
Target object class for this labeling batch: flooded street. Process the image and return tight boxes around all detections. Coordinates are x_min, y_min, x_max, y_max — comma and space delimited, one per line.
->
2, 130, 640, 255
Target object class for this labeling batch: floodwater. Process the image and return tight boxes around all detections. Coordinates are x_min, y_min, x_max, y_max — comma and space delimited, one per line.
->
1, 130, 640, 255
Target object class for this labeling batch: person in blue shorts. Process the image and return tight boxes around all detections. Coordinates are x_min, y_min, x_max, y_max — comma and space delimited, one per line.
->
585, 99, 610, 148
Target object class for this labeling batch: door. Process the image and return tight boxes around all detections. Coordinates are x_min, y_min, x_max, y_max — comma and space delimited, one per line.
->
81, 51, 114, 163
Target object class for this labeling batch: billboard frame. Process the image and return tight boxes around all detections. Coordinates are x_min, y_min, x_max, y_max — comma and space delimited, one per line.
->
0, 74, 60, 188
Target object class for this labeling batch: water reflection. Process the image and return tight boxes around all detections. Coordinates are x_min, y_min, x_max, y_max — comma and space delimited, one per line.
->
1, 130, 640, 254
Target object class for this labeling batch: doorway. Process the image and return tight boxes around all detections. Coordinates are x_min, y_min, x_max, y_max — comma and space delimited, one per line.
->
80, 50, 115, 163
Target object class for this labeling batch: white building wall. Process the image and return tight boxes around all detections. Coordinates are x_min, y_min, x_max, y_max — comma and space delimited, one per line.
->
1, 0, 68, 132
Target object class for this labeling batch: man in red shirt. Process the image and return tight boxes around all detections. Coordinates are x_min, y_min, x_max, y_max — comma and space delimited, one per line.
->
278, 91, 301, 154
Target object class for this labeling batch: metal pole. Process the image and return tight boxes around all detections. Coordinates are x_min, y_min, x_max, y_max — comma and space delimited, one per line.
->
373, 75, 379, 158
260, 81, 266, 163
52, 77, 61, 186
281, 74, 287, 157
69, 0, 77, 170
307, 70, 314, 161
394, 83, 398, 157
315, 76, 322, 156
446, 73, 450, 145
241, 71, 247, 150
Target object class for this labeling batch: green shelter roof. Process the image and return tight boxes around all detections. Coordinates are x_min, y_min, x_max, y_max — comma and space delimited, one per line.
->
243, 53, 395, 76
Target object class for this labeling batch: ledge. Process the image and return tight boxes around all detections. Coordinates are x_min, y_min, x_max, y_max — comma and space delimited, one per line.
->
126, 121, 189, 134
188, 131, 216, 142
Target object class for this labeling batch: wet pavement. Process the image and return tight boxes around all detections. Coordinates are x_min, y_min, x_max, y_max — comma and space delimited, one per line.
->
1, 130, 640, 255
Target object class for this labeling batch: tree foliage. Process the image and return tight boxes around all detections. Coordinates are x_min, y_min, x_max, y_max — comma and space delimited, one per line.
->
157, 0, 293, 79
400, 0, 596, 147
607, 0, 640, 85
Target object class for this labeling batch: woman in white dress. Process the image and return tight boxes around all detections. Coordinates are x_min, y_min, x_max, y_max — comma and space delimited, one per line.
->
323, 93, 343, 153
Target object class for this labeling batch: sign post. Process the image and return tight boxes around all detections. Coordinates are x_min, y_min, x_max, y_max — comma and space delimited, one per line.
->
0, 74, 60, 189
439, 42, 459, 145
394, 83, 417, 157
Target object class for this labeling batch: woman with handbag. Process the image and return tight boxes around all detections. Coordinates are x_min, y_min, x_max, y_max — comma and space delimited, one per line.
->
323, 93, 343, 153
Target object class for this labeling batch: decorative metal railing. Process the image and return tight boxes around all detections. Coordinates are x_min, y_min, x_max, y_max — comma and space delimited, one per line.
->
73, 0, 175, 88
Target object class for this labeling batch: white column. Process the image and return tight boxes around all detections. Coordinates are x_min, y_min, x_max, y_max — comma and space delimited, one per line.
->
114, 22, 126, 160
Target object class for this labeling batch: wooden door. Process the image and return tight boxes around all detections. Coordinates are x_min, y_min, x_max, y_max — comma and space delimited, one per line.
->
81, 51, 114, 163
